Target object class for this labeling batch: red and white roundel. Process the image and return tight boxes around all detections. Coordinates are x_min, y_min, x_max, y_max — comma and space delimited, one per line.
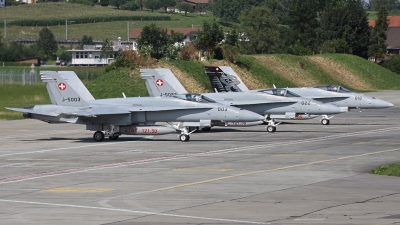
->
156, 79, 164, 87
58, 82, 67, 91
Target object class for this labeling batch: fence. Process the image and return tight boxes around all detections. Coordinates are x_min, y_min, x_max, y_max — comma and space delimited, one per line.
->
0, 69, 102, 86
0, 69, 39, 85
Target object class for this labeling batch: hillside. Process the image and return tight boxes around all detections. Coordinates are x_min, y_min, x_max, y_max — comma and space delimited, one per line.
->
161, 54, 400, 92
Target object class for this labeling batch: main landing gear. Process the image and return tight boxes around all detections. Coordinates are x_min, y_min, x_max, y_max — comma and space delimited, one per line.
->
320, 115, 333, 125
170, 123, 198, 142
93, 125, 120, 142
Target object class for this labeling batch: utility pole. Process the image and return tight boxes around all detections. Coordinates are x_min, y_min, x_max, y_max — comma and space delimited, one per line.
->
65, 20, 75, 40
127, 21, 136, 43
4, 20, 13, 39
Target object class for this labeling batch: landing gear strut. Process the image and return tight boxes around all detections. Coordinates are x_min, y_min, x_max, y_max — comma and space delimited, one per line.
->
264, 117, 281, 133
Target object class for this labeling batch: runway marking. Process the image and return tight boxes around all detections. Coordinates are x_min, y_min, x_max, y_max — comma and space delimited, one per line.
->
0, 127, 399, 184
7, 158, 56, 161
173, 168, 233, 172
0, 129, 82, 140
41, 188, 113, 193
354, 142, 400, 146
0, 129, 28, 132
152, 147, 400, 192
273, 154, 326, 157
0, 199, 268, 224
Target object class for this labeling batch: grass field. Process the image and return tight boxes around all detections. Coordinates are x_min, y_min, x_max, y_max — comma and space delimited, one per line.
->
370, 164, 400, 177
1, 3, 214, 41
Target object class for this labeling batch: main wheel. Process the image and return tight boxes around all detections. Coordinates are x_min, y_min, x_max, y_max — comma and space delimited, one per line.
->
179, 134, 190, 142
109, 135, 119, 140
267, 126, 276, 133
202, 127, 211, 132
321, 119, 330, 125
93, 131, 105, 142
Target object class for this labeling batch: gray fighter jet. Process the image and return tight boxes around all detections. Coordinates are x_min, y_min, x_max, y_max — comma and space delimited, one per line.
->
208, 66, 394, 125
6, 71, 264, 142
140, 68, 343, 132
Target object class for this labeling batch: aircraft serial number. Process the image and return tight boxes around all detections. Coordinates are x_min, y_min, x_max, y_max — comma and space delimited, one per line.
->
62, 97, 81, 102
301, 101, 310, 105
355, 96, 362, 100
218, 107, 228, 111
160, 93, 177, 97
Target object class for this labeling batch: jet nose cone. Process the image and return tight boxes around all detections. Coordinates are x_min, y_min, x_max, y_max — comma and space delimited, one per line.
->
239, 109, 264, 122
389, 102, 394, 107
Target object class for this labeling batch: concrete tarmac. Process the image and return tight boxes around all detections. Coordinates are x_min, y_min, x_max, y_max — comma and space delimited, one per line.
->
0, 91, 399, 225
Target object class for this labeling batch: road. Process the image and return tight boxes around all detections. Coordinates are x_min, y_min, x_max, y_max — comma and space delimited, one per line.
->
0, 91, 399, 225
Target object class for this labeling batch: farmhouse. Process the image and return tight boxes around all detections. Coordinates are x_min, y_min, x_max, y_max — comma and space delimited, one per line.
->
129, 28, 199, 51
369, 16, 400, 56
68, 38, 128, 66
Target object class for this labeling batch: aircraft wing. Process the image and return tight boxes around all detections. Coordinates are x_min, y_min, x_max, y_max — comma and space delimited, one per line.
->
6, 107, 130, 118
123, 105, 213, 112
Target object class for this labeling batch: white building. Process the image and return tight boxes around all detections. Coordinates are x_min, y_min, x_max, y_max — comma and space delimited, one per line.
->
0, 0, 6, 7
68, 40, 127, 66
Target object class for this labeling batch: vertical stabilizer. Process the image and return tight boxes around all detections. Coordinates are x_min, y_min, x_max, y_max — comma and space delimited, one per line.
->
205, 66, 242, 93
40, 71, 89, 107
218, 66, 249, 91
59, 71, 95, 101
140, 68, 187, 97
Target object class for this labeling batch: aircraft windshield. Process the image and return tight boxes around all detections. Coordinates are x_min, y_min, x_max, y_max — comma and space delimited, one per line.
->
173, 94, 215, 103
314, 85, 353, 93
258, 88, 300, 97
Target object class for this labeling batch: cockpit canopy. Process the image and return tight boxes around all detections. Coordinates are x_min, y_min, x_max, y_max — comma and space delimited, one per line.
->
258, 88, 301, 97
173, 93, 216, 103
314, 85, 352, 93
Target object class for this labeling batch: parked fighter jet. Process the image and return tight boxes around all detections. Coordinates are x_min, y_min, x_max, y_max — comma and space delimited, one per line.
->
208, 66, 394, 125
140, 68, 343, 132
6, 71, 264, 142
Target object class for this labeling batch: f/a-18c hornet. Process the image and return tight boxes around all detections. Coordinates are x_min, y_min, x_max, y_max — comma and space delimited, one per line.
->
6, 71, 264, 142
140, 68, 344, 133
207, 66, 394, 125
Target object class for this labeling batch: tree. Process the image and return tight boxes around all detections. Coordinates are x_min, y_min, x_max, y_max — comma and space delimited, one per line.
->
159, 0, 175, 12
288, 0, 320, 53
37, 27, 58, 59
136, 24, 168, 59
101, 39, 114, 60
213, 0, 265, 24
79, 35, 94, 49
144, 0, 160, 12
238, 6, 281, 54
110, 0, 126, 9
318, 0, 370, 58
371, 0, 398, 11
369, 6, 389, 62
177, 2, 193, 16
100, 0, 109, 6
121, 1, 140, 10
136, 0, 144, 10
194, 20, 224, 58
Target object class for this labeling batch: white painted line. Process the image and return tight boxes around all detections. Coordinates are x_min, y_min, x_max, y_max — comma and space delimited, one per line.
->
0, 199, 269, 224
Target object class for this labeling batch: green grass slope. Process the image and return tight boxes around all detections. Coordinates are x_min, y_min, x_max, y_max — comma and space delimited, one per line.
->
167, 60, 213, 92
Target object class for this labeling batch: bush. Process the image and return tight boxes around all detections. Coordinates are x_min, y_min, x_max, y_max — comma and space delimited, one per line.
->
289, 41, 312, 56
120, 1, 139, 10
320, 39, 351, 54
381, 56, 400, 75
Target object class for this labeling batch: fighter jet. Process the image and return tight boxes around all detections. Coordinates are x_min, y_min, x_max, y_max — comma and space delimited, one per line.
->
208, 66, 394, 125
6, 71, 264, 142
140, 68, 343, 132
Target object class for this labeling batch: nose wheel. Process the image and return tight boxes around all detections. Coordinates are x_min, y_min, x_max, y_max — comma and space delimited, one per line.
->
179, 134, 190, 142
321, 118, 330, 125
93, 131, 105, 142
266, 126, 276, 133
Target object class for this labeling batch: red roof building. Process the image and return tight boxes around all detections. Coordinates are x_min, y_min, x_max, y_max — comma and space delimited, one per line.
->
369, 16, 400, 56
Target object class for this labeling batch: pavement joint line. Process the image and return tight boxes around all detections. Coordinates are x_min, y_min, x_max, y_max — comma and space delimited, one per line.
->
0, 129, 83, 140
0, 199, 269, 224
152, 147, 400, 192
0, 127, 399, 184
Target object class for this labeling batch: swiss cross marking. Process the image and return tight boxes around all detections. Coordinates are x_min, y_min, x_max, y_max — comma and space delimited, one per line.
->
58, 82, 67, 91
156, 79, 164, 87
